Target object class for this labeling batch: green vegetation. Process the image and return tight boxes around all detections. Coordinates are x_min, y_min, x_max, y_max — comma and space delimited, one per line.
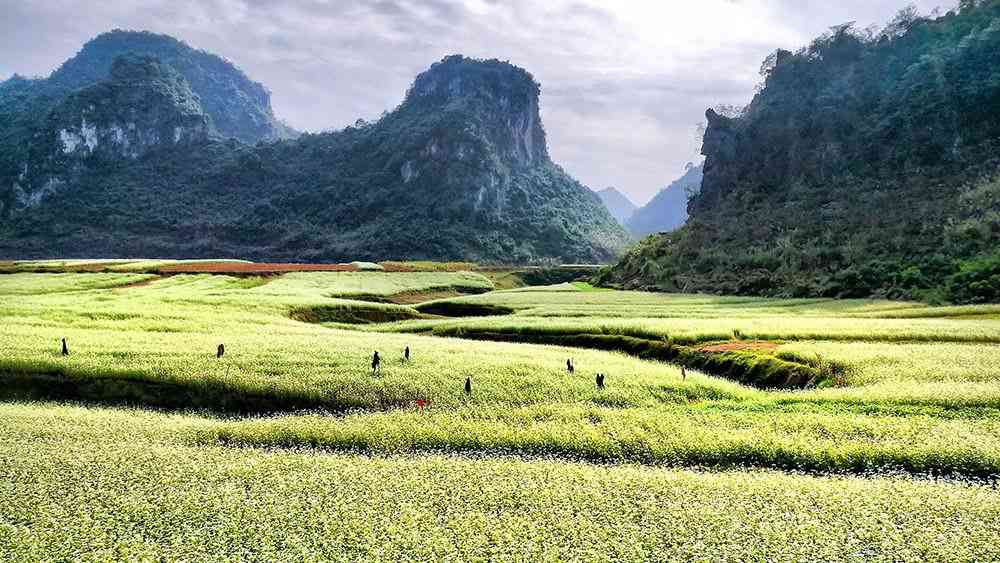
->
0, 272, 155, 294
5, 402, 999, 560
600, 1, 1000, 302
2, 271, 1000, 558
1, 36, 628, 262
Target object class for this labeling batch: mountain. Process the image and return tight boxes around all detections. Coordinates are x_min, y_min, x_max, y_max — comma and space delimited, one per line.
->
596, 187, 636, 225
52, 55, 211, 158
48, 30, 296, 143
626, 163, 702, 237
599, 2, 1000, 303
0, 40, 629, 263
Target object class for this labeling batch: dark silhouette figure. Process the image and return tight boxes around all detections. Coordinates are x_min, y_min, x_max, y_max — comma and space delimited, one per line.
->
566, 359, 574, 373
372, 351, 381, 375
464, 377, 472, 395
217, 343, 225, 359
681, 366, 686, 381
61, 338, 69, 356
404, 346, 410, 362
596, 373, 605, 390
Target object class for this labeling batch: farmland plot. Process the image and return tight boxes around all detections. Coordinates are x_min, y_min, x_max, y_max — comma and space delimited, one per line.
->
1, 271, 998, 560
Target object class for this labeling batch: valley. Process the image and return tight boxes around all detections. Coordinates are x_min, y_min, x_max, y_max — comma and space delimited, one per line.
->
2, 2, 1000, 560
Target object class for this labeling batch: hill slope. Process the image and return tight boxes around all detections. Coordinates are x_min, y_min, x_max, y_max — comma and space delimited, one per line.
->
599, 2, 1000, 302
0, 44, 629, 263
627, 163, 702, 237
47, 30, 296, 143
596, 187, 637, 225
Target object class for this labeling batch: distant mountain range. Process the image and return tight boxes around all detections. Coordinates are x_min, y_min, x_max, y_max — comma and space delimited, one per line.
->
599, 2, 1000, 303
596, 187, 636, 225
0, 30, 628, 263
626, 163, 702, 238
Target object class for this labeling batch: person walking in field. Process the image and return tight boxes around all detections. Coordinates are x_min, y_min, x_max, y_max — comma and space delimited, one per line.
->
404, 346, 410, 362
596, 373, 605, 390
217, 343, 225, 358
566, 358, 574, 374
681, 366, 686, 381
61, 338, 69, 356
372, 351, 381, 375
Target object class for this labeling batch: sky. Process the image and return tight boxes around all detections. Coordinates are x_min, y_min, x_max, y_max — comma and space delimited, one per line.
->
1, 0, 948, 205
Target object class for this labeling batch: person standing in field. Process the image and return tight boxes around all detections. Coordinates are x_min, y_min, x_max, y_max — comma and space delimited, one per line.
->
61, 338, 69, 356
372, 351, 381, 375
404, 346, 410, 362
217, 343, 225, 358
464, 376, 472, 395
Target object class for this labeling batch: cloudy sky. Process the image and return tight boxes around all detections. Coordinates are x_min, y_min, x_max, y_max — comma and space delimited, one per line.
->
1, 0, 947, 205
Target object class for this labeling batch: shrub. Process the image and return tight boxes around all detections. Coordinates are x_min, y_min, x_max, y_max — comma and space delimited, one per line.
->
945, 252, 1000, 304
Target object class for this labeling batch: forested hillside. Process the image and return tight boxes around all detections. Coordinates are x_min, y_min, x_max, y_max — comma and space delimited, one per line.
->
0, 35, 628, 263
599, 1, 1000, 303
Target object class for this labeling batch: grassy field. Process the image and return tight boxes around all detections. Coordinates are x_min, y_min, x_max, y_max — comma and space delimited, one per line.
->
1, 271, 998, 559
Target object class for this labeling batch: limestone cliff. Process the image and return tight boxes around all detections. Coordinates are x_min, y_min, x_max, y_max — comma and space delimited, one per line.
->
1, 46, 629, 264
599, 3, 1000, 302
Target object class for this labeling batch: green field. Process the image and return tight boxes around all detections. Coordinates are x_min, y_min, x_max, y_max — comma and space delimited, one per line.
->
1, 271, 999, 559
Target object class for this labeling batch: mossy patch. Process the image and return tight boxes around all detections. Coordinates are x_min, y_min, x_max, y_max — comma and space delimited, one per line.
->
416, 301, 515, 317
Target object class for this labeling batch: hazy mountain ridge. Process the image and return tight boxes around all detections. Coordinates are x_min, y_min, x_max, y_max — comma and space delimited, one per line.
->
0, 39, 628, 263
599, 1, 1000, 302
596, 187, 636, 225
626, 163, 702, 237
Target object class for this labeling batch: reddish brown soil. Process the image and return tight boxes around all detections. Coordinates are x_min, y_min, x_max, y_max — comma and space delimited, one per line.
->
698, 340, 778, 353
157, 262, 359, 274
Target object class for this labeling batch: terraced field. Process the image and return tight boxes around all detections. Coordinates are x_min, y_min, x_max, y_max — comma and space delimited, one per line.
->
1, 271, 998, 560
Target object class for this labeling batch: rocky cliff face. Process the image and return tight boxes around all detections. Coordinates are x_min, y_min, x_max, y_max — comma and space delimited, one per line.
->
1, 30, 292, 218
7, 55, 211, 212
692, 111, 735, 216
381, 56, 557, 226
404, 55, 549, 167
52, 56, 210, 160
48, 30, 293, 143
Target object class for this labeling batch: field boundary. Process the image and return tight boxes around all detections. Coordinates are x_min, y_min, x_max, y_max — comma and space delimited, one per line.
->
201, 416, 1000, 481
425, 329, 838, 389
0, 367, 456, 415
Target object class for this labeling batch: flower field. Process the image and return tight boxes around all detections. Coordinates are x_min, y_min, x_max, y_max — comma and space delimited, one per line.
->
1, 271, 998, 559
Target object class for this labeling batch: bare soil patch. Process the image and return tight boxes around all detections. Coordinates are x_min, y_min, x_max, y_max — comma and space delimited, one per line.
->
157, 262, 359, 274
698, 341, 779, 353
